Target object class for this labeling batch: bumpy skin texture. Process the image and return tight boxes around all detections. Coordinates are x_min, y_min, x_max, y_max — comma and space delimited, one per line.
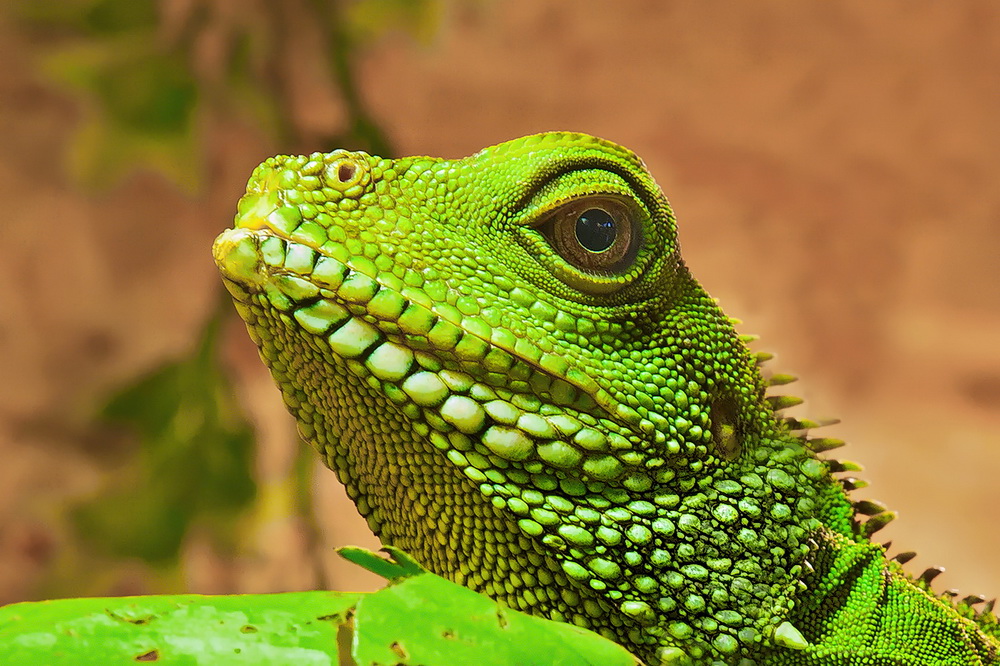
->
214, 133, 999, 664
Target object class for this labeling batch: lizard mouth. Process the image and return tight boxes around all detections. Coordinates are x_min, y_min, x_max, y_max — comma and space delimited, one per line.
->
213, 193, 644, 477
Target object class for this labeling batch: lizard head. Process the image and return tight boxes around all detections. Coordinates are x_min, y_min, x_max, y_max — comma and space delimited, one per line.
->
214, 132, 821, 659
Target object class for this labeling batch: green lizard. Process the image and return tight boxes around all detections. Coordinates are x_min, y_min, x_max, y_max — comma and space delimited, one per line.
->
213, 133, 999, 665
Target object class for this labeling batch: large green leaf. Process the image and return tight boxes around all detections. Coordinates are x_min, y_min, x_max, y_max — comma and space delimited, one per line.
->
352, 568, 640, 665
0, 591, 360, 665
0, 549, 641, 665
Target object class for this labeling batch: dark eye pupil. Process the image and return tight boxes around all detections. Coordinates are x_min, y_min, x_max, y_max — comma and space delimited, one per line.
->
575, 208, 616, 252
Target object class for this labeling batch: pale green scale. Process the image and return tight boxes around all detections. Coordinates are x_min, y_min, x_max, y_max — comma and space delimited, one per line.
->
582, 455, 624, 481
365, 342, 414, 382
293, 300, 348, 335
401, 372, 449, 406
516, 412, 555, 438
537, 440, 582, 468
334, 274, 376, 307
311, 256, 347, 289
481, 426, 534, 461
265, 206, 301, 235
552, 523, 590, 546
483, 399, 521, 424
428, 319, 463, 349
574, 427, 608, 451
397, 304, 437, 335
274, 274, 318, 301
261, 236, 286, 266
439, 395, 486, 434
327, 318, 380, 358
530, 507, 561, 526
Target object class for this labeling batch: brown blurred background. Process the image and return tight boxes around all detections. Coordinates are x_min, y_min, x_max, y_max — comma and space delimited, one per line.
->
1, 1, 997, 607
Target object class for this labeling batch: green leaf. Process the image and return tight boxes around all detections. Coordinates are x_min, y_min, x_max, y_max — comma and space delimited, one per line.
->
353, 573, 640, 665
337, 545, 427, 582
0, 591, 361, 665
0, 549, 641, 665
14, 0, 425, 190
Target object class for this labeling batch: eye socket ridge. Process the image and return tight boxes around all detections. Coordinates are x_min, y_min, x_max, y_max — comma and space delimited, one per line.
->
535, 195, 641, 274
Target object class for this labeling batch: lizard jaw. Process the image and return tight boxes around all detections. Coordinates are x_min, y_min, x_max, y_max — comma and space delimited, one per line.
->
212, 202, 653, 483
213, 191, 639, 432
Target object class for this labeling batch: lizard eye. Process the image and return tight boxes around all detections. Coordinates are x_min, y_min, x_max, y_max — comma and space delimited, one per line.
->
538, 196, 639, 273
575, 208, 617, 252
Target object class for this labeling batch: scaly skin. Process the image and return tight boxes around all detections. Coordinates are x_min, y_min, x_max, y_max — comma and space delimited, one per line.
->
213, 133, 999, 664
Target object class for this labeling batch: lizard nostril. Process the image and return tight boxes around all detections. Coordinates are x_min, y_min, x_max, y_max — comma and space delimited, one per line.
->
323, 156, 367, 192
337, 162, 357, 183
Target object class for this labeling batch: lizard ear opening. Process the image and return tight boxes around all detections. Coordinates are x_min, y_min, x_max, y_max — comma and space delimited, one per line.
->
710, 393, 743, 461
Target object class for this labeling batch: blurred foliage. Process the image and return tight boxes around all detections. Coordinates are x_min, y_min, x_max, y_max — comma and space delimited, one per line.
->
0, 548, 641, 665
15, 0, 200, 189
12, 0, 448, 191
76, 304, 255, 565
8, 0, 452, 597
